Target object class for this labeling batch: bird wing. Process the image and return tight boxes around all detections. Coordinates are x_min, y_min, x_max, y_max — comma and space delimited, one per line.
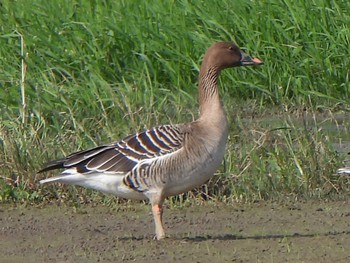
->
39, 124, 185, 176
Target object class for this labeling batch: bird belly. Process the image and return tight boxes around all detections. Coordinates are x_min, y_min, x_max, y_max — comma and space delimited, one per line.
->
42, 169, 147, 200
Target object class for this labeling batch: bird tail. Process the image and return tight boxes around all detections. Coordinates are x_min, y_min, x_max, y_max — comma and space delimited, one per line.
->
38, 158, 66, 173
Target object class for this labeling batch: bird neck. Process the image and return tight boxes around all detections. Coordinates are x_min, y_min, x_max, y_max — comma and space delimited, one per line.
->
198, 65, 224, 120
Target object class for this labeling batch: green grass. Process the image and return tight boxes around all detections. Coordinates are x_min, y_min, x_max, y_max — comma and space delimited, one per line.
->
0, 0, 349, 203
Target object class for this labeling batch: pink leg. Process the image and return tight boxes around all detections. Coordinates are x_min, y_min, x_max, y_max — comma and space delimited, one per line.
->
152, 203, 165, 240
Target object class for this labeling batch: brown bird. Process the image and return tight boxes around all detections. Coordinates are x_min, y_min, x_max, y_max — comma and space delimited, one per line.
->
39, 42, 263, 240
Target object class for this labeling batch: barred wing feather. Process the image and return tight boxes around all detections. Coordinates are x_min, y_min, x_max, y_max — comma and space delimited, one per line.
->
39, 124, 184, 175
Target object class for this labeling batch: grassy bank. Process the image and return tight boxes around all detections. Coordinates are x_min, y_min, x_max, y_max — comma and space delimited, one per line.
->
0, 0, 349, 203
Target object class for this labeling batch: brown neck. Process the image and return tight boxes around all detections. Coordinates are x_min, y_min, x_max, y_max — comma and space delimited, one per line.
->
198, 64, 223, 118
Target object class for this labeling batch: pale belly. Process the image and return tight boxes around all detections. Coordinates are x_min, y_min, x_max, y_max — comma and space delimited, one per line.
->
50, 170, 147, 200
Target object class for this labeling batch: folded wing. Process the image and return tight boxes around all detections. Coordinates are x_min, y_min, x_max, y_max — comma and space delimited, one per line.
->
39, 124, 185, 176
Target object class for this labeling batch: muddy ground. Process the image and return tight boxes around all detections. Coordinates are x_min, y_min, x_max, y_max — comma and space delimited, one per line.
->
1, 200, 350, 263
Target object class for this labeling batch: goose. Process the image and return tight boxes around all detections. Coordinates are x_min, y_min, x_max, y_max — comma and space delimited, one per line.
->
337, 167, 350, 174
39, 42, 263, 240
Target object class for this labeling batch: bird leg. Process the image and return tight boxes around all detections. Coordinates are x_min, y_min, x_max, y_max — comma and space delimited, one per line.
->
152, 203, 165, 240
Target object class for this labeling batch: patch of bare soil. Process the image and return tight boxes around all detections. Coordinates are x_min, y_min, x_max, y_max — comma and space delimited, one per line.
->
1, 200, 350, 263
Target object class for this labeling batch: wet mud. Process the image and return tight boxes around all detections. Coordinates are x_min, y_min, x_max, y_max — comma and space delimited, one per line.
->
1, 200, 350, 263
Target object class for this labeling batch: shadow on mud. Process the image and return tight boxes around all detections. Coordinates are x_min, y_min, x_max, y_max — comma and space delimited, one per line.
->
114, 230, 350, 242
182, 230, 350, 242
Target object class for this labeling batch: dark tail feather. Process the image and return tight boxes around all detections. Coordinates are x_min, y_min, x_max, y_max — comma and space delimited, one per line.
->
38, 145, 115, 174
38, 158, 66, 173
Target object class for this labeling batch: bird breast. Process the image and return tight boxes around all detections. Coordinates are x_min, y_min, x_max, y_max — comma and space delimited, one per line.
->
159, 123, 229, 196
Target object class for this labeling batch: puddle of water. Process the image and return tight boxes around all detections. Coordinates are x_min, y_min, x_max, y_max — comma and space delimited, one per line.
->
260, 114, 348, 146
245, 113, 350, 167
